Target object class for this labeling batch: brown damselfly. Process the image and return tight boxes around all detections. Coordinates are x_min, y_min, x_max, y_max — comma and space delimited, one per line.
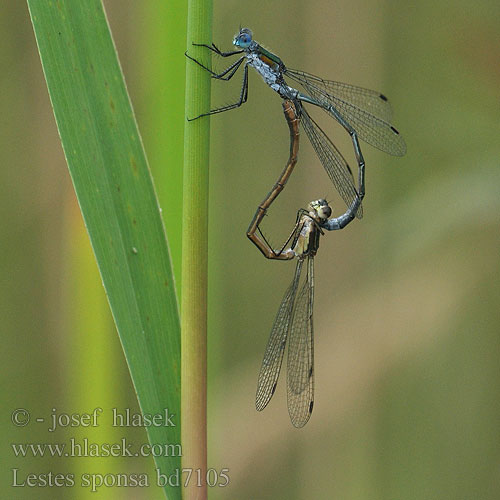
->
248, 102, 365, 427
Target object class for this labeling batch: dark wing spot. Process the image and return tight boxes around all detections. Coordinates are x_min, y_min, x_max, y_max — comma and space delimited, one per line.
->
271, 382, 277, 395
380, 93, 388, 101
390, 126, 400, 135
309, 366, 313, 378
309, 401, 314, 413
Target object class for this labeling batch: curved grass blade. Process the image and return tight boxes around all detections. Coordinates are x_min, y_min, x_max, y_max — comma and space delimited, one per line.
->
27, 2, 181, 498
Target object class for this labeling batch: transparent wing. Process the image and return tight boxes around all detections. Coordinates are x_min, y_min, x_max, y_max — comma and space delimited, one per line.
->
287, 68, 394, 121
287, 256, 315, 428
301, 107, 363, 219
256, 259, 303, 412
287, 68, 406, 157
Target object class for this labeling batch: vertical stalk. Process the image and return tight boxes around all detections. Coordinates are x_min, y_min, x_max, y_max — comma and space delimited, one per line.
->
182, 1, 212, 498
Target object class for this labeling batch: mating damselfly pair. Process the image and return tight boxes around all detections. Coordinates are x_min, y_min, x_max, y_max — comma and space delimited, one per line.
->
187, 28, 405, 427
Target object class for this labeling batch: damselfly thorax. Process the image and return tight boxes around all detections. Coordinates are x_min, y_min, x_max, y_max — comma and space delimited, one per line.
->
186, 28, 405, 219
292, 214, 323, 259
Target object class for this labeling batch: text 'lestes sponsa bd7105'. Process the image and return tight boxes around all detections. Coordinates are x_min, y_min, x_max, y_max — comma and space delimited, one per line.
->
247, 101, 364, 427
186, 28, 405, 218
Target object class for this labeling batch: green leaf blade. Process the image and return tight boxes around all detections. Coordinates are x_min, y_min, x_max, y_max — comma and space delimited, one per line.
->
27, 2, 181, 498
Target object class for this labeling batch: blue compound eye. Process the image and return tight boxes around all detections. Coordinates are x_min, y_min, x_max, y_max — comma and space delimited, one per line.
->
239, 33, 251, 47
234, 28, 253, 48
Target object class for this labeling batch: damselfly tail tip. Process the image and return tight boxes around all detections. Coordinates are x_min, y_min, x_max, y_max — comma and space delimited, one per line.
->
380, 93, 388, 101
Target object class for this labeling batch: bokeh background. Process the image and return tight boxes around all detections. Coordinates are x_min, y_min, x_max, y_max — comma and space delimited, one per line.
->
3, 0, 500, 499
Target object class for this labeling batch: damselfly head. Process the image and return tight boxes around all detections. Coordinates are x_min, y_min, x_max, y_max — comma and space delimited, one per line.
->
309, 198, 332, 220
233, 28, 253, 49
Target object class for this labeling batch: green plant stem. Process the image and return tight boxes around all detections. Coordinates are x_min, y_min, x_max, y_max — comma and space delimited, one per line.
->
182, 1, 212, 498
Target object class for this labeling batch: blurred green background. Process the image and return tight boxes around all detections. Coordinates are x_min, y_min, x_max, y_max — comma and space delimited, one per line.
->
2, 0, 500, 499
